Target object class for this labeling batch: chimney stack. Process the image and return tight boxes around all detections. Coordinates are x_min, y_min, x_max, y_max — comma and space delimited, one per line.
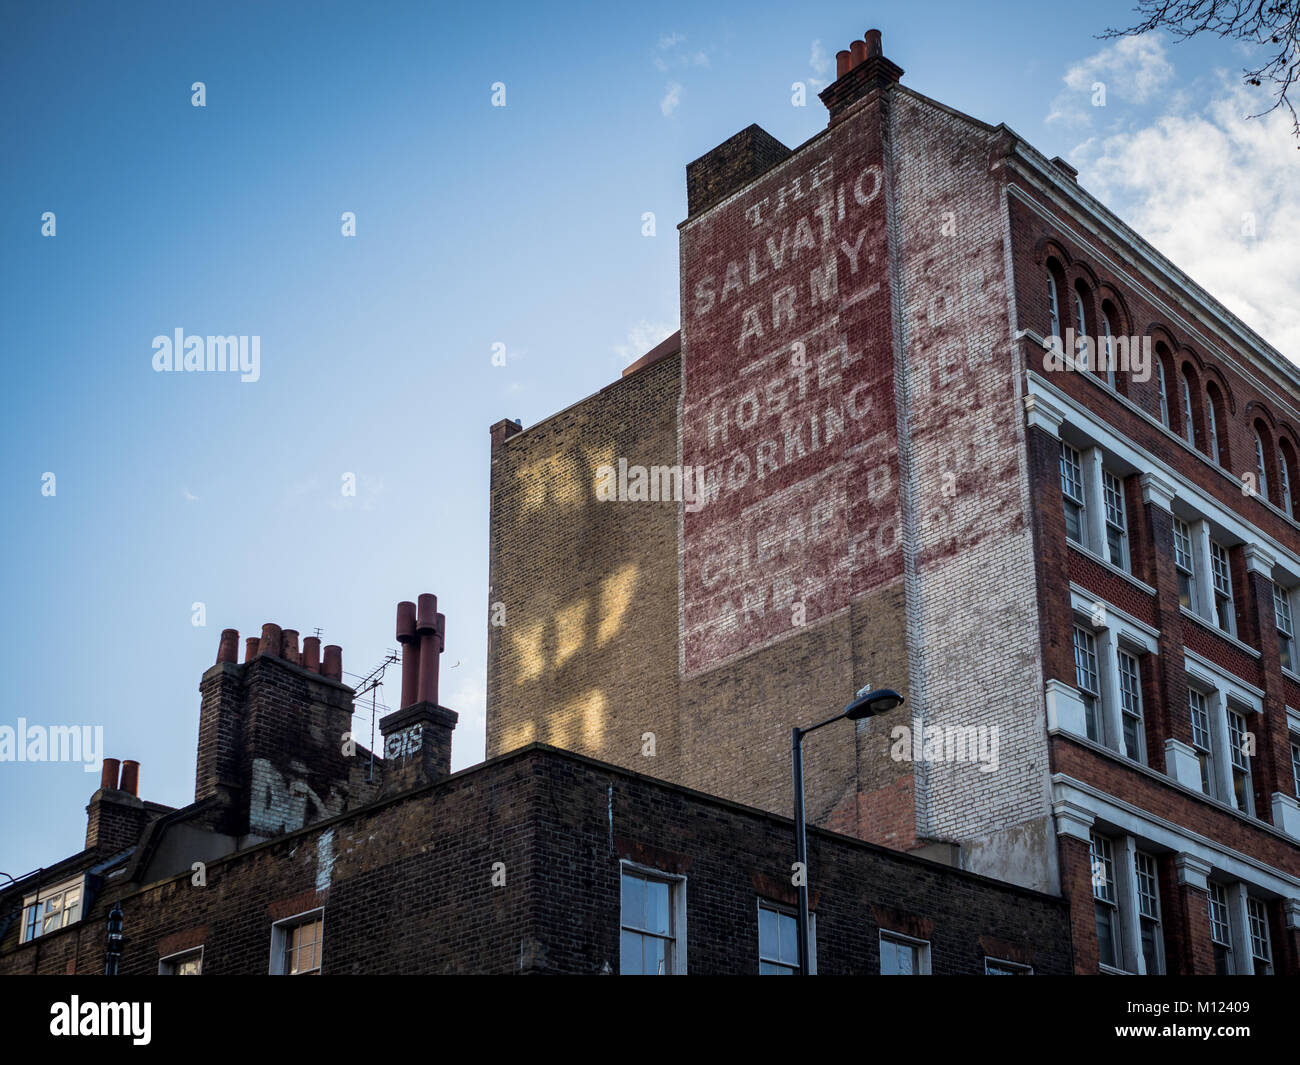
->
819, 27, 904, 122
86, 756, 148, 855
380, 592, 458, 794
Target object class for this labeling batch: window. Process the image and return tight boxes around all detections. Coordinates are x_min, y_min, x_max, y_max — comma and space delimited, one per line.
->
1103, 469, 1128, 570
1254, 430, 1269, 500
159, 948, 203, 975
21, 877, 83, 944
1274, 583, 1294, 672
758, 901, 813, 974
1134, 852, 1164, 974
1100, 307, 1117, 387
1210, 540, 1234, 634
1280, 447, 1295, 517
1246, 897, 1273, 975
880, 931, 930, 975
985, 958, 1032, 975
620, 868, 683, 975
1047, 271, 1061, 341
1074, 288, 1090, 368
1090, 834, 1122, 969
1173, 518, 1197, 612
1207, 394, 1221, 464
270, 911, 323, 975
1189, 689, 1217, 798
1073, 626, 1102, 743
1181, 373, 1195, 446
1157, 358, 1171, 427
1227, 708, 1254, 816
1060, 443, 1086, 546
1292, 736, 1300, 800
1208, 883, 1234, 975
1118, 650, 1145, 762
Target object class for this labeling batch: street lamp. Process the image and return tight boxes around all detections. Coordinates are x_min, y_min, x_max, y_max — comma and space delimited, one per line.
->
105, 902, 126, 976
791, 685, 903, 975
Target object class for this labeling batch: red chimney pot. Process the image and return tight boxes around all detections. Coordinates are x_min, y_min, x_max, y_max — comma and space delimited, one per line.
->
217, 628, 240, 664
100, 757, 121, 792
119, 760, 140, 797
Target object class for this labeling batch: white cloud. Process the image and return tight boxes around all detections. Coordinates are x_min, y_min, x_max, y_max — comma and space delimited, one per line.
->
659, 32, 685, 50
614, 320, 678, 366
182, 488, 199, 502
661, 82, 683, 117
1078, 80, 1300, 361
810, 39, 832, 77
1047, 35, 1175, 126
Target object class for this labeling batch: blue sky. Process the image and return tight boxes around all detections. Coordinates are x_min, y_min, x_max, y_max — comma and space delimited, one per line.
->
2, 0, 1293, 876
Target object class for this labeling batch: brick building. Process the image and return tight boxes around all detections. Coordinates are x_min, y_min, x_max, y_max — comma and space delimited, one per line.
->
0, 603, 1071, 975
485, 27, 1300, 973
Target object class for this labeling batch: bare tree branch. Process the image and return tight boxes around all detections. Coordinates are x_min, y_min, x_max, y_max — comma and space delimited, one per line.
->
1102, 0, 1300, 138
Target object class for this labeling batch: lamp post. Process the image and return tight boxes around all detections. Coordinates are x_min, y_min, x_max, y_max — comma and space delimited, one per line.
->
792, 685, 903, 975
105, 902, 126, 976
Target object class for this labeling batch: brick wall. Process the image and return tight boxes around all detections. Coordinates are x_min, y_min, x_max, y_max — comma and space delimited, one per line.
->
0, 746, 1073, 975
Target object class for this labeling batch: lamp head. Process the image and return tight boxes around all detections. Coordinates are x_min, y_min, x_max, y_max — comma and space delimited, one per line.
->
844, 686, 903, 720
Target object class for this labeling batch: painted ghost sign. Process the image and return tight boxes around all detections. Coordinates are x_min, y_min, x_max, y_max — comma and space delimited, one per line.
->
680, 122, 901, 675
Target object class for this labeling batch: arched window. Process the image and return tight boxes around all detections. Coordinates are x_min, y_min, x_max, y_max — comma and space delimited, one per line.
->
1156, 354, 1171, 427
1207, 393, 1221, 463
1181, 371, 1195, 446
1255, 428, 1270, 500
1074, 285, 1090, 369
1100, 306, 1116, 388
1280, 446, 1294, 516
1047, 270, 1061, 343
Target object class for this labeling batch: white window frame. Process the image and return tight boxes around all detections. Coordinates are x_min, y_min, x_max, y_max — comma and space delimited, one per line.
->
1181, 374, 1196, 447
1060, 442, 1087, 547
1047, 272, 1062, 342
1117, 648, 1145, 763
1073, 287, 1090, 368
1073, 624, 1103, 745
984, 957, 1033, 975
1255, 430, 1270, 500
1100, 308, 1116, 388
1208, 881, 1235, 975
1090, 833, 1125, 971
20, 875, 85, 944
1189, 687, 1218, 800
1280, 449, 1293, 517
1227, 706, 1255, 817
757, 898, 815, 975
1246, 896, 1273, 975
879, 929, 931, 975
619, 861, 687, 975
1173, 517, 1198, 614
269, 907, 324, 976
1291, 734, 1300, 800
1274, 583, 1295, 674
1103, 469, 1129, 571
1134, 851, 1164, 975
159, 946, 204, 975
1210, 539, 1235, 635
1157, 359, 1171, 427
1207, 394, 1221, 464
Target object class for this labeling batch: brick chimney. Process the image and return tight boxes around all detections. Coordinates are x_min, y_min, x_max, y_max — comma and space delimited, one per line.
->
686, 124, 792, 219
380, 593, 458, 795
819, 28, 904, 123
195, 622, 373, 837
85, 758, 150, 855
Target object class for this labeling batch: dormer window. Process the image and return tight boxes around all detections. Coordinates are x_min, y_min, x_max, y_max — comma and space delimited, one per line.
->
21, 876, 85, 943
